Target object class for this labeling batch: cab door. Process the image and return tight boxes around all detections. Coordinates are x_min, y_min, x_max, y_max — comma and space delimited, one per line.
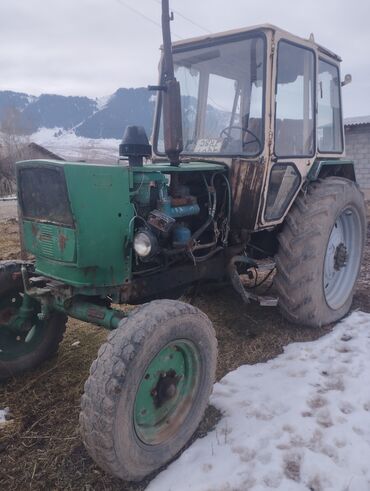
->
261, 37, 317, 225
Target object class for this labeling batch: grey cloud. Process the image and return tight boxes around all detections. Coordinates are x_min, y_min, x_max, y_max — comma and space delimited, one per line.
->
0, 0, 369, 116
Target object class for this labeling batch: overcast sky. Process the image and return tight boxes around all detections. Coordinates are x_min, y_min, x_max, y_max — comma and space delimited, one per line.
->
0, 0, 369, 117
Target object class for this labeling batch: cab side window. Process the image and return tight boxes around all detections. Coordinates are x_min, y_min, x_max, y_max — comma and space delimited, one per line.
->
275, 41, 315, 158
317, 59, 343, 153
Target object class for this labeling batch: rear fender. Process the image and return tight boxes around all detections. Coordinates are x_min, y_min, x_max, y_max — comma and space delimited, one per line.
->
307, 159, 356, 182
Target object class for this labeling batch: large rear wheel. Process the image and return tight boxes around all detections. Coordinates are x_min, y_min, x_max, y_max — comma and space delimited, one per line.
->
80, 299, 217, 481
275, 177, 366, 327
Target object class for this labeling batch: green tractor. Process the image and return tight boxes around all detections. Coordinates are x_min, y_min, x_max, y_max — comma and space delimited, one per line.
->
0, 0, 366, 481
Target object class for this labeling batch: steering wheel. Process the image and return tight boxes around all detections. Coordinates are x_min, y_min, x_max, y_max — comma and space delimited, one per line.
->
219, 125, 262, 153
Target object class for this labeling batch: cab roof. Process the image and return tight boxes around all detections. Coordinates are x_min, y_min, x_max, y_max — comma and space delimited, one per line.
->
170, 23, 341, 62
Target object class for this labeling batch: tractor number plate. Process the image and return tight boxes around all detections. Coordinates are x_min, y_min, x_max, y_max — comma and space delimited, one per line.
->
194, 138, 223, 153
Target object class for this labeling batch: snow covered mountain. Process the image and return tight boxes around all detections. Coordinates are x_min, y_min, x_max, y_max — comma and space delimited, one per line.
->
75, 88, 155, 139
0, 88, 155, 140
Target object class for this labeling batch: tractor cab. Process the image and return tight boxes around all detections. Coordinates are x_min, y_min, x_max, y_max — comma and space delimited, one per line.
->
153, 25, 347, 227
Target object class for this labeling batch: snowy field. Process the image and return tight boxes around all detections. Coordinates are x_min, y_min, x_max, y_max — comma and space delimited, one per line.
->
149, 311, 370, 491
31, 128, 120, 163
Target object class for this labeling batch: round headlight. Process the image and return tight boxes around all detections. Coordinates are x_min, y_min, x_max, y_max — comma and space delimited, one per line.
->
133, 232, 153, 257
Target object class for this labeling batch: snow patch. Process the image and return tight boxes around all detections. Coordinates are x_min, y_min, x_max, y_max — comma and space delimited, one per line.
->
0, 407, 10, 425
96, 94, 112, 111
30, 127, 120, 163
148, 311, 370, 491
26, 95, 37, 105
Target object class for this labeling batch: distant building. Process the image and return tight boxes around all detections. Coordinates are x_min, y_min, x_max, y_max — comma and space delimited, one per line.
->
22, 142, 65, 162
0, 141, 64, 171
0, 142, 64, 197
344, 116, 370, 196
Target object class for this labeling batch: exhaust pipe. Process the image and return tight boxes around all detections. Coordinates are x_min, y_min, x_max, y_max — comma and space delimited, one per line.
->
150, 0, 183, 166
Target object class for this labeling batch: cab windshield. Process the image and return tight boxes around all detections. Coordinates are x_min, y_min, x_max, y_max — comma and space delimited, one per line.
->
156, 33, 266, 157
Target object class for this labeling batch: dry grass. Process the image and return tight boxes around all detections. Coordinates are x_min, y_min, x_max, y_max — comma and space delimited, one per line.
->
0, 219, 21, 260
0, 218, 369, 490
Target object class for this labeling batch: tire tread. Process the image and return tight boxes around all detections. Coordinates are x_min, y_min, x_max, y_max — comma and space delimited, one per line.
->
80, 299, 217, 480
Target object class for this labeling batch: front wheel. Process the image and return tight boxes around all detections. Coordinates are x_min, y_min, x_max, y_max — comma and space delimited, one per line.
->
275, 177, 366, 328
0, 261, 67, 381
80, 299, 217, 481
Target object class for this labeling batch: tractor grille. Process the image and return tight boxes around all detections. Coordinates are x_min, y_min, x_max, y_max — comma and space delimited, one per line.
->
18, 166, 74, 227
38, 224, 54, 258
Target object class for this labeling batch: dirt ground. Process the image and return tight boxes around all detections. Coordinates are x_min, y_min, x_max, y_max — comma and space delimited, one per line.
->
0, 212, 369, 491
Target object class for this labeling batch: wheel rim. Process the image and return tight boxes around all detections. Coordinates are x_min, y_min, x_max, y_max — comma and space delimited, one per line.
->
323, 206, 362, 310
0, 293, 44, 361
134, 340, 200, 445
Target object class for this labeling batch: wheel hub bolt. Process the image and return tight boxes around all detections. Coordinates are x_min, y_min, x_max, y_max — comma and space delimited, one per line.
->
166, 384, 177, 398
334, 242, 348, 270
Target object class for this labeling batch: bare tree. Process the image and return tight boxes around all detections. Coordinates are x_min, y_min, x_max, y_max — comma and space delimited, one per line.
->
0, 106, 30, 158
0, 106, 30, 196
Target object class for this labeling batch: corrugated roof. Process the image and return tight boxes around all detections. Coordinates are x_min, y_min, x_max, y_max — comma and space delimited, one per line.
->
344, 116, 370, 127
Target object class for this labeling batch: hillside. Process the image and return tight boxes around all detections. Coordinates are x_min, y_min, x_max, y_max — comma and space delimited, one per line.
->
0, 88, 155, 140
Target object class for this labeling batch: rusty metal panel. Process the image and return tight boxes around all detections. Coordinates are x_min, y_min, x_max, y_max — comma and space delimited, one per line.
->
229, 159, 265, 231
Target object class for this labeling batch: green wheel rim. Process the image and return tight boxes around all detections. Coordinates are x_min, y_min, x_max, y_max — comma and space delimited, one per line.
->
134, 340, 200, 445
0, 292, 44, 361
